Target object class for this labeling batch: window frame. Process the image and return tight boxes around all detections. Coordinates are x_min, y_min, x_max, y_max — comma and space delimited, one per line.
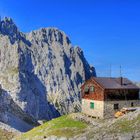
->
84, 86, 89, 94
114, 103, 119, 110
90, 86, 95, 93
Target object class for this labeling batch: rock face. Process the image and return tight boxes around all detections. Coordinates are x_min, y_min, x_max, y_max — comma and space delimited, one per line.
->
0, 17, 96, 121
0, 88, 38, 132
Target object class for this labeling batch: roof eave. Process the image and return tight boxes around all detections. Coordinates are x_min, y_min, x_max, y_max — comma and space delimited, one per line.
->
91, 78, 105, 90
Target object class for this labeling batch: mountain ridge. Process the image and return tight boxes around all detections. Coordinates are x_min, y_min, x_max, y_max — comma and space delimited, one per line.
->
0, 17, 96, 128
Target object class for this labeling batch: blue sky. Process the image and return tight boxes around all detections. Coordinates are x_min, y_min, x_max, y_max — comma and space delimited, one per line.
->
0, 0, 140, 81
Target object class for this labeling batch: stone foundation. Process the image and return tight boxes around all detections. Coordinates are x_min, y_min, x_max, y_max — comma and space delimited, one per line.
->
82, 99, 140, 119
104, 100, 140, 118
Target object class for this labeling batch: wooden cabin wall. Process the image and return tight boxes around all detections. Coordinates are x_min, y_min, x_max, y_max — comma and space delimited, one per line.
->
81, 80, 104, 101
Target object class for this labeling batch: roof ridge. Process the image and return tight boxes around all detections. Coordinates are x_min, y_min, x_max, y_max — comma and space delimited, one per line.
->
91, 77, 139, 90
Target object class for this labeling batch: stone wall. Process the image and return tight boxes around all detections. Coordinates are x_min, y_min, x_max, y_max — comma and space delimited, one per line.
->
82, 99, 140, 119
81, 99, 104, 118
104, 100, 140, 118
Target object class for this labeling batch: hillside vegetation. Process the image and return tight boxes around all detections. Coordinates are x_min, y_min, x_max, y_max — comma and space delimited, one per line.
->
15, 115, 88, 140
14, 110, 140, 140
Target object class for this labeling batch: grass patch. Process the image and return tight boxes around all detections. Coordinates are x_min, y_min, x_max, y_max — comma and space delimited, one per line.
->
15, 115, 87, 140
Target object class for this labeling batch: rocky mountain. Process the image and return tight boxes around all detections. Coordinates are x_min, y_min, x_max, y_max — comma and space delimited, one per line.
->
0, 17, 96, 124
0, 88, 38, 132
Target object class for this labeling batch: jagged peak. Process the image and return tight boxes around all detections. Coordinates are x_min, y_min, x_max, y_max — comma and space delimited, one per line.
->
27, 27, 71, 46
2, 17, 14, 24
29, 27, 66, 35
0, 17, 71, 46
0, 17, 29, 44
0, 16, 18, 35
0, 17, 17, 30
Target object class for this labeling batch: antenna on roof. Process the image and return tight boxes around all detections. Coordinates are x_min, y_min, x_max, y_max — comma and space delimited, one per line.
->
120, 65, 122, 77
110, 64, 112, 78
120, 65, 123, 85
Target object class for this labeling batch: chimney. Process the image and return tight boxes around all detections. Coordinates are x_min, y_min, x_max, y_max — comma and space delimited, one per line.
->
120, 77, 123, 85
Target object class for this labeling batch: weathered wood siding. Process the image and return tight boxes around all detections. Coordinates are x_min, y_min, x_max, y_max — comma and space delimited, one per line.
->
81, 79, 104, 101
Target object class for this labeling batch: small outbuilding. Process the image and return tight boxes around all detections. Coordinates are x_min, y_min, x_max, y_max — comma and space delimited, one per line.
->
81, 77, 140, 118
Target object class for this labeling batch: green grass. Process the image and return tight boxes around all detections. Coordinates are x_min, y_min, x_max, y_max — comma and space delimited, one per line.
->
15, 113, 140, 140
15, 115, 87, 140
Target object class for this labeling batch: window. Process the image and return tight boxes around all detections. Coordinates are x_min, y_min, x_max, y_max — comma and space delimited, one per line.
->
84, 86, 89, 93
114, 104, 119, 110
90, 86, 94, 92
131, 102, 134, 107
90, 102, 94, 109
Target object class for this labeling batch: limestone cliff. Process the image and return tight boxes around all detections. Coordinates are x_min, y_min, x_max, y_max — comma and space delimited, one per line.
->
0, 17, 96, 121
